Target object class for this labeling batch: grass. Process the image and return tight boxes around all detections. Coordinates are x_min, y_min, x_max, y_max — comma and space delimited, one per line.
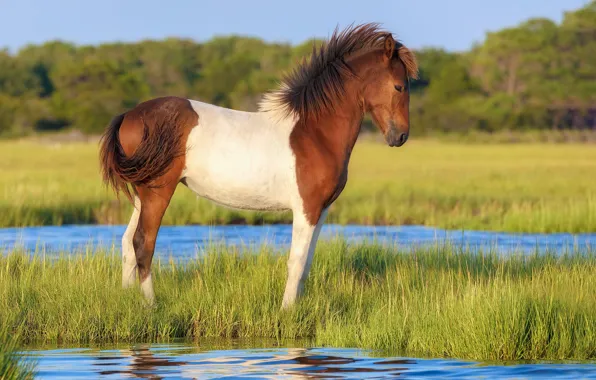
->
0, 241, 594, 361
2, 138, 596, 232
0, 326, 35, 380
421, 129, 596, 144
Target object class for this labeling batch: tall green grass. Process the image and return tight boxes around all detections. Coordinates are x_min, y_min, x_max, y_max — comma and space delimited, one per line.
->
2, 139, 596, 232
0, 325, 34, 380
0, 241, 594, 361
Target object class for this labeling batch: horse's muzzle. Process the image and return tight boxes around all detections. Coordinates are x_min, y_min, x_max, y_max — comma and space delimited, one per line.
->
385, 125, 408, 147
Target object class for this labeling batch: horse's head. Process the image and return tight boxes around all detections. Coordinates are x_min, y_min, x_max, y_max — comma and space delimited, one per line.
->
360, 34, 418, 147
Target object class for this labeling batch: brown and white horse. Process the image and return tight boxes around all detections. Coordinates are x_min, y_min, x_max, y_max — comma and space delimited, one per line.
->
99, 23, 418, 309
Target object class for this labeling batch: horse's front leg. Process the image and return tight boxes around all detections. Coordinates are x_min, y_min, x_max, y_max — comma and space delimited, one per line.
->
281, 207, 328, 309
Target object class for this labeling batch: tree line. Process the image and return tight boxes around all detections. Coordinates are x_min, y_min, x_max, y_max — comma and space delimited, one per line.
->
0, 1, 594, 137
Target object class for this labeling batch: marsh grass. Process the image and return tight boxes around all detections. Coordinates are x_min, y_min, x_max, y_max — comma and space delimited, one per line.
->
2, 140, 596, 232
0, 241, 594, 361
0, 324, 35, 379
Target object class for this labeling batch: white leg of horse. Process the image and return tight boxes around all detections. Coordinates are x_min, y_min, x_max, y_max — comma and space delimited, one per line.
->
122, 196, 140, 288
281, 208, 328, 309
140, 274, 155, 305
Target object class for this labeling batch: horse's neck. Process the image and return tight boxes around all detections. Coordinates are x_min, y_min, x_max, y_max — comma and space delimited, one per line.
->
313, 101, 364, 159
317, 75, 367, 160
290, 104, 363, 171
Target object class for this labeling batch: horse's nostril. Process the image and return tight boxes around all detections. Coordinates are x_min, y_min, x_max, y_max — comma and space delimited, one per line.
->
398, 133, 408, 146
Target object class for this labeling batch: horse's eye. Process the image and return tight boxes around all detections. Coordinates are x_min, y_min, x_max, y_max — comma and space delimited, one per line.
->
394, 85, 403, 92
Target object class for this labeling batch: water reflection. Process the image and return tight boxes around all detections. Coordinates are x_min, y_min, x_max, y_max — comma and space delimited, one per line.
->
94, 345, 189, 379
22, 343, 596, 379
112, 346, 405, 379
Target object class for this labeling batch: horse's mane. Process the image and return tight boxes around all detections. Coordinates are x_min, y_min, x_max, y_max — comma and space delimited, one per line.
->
259, 23, 418, 120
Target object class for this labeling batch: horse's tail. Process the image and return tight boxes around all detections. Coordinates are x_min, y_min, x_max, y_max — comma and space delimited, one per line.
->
98, 113, 136, 203
98, 105, 187, 204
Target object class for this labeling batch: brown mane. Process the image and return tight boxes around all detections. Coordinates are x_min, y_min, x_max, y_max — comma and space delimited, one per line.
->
260, 23, 419, 120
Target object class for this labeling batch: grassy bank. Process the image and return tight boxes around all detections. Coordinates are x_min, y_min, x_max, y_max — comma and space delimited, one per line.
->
2, 139, 596, 232
0, 241, 594, 361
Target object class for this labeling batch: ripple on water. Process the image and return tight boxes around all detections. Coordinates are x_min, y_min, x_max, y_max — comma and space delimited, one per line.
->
20, 344, 596, 379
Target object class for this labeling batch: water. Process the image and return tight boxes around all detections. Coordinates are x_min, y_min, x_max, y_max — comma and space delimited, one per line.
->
21, 343, 596, 379
2, 224, 595, 261
5, 224, 596, 378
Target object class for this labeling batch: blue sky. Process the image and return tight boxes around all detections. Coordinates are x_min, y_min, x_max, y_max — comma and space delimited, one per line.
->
0, 0, 589, 52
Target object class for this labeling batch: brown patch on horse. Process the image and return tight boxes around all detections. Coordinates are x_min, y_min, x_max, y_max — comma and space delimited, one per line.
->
99, 96, 198, 203
132, 166, 183, 283
260, 23, 418, 121
131, 131, 190, 284
283, 23, 419, 225
290, 93, 364, 225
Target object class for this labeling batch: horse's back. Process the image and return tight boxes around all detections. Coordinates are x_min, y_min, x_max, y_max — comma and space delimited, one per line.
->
181, 99, 299, 211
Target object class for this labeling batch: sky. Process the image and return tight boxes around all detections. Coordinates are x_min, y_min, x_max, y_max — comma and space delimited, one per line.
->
0, 0, 590, 53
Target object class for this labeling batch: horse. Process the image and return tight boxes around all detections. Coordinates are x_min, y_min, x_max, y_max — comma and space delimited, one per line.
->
99, 23, 418, 309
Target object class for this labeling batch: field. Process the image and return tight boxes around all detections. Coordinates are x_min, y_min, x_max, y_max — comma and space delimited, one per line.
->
0, 241, 594, 361
2, 138, 596, 233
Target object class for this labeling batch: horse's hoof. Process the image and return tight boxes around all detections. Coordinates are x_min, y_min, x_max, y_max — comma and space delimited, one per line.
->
142, 297, 157, 310
280, 300, 295, 311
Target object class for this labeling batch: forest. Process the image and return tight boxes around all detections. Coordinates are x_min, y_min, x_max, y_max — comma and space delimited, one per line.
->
0, 1, 594, 137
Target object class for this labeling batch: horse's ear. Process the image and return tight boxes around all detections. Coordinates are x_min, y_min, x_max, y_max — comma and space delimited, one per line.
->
383, 34, 395, 61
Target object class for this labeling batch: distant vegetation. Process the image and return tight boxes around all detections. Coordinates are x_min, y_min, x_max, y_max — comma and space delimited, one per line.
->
2, 140, 596, 232
1, 242, 594, 361
0, 2, 595, 138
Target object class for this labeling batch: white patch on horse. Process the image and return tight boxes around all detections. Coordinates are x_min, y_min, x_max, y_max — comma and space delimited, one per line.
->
183, 100, 301, 212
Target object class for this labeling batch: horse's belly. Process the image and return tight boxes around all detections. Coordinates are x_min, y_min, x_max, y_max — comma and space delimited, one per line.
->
184, 173, 291, 211
183, 148, 295, 212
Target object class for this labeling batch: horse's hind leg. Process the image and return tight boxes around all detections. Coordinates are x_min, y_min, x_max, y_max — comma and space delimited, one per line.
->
122, 196, 141, 288
133, 184, 177, 304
